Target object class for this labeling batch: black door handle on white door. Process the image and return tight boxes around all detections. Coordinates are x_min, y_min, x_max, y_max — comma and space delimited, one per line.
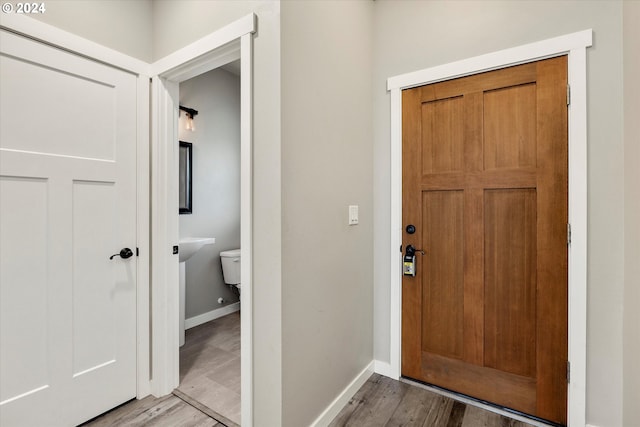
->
109, 248, 134, 260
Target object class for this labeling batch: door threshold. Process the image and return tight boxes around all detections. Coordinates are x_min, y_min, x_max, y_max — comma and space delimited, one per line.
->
173, 389, 239, 427
399, 376, 564, 427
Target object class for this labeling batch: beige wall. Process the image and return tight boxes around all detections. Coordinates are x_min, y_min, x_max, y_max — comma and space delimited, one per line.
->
371, 1, 625, 426
623, 1, 640, 426
280, 1, 374, 426
152, 0, 272, 61
31, 0, 153, 62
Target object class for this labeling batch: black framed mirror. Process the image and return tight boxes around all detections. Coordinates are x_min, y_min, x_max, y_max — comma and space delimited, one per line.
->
179, 141, 192, 214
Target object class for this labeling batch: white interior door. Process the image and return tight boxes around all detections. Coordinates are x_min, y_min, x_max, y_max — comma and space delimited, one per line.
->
0, 29, 137, 426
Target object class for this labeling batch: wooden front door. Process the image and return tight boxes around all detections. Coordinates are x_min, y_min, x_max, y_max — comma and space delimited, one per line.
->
401, 56, 568, 424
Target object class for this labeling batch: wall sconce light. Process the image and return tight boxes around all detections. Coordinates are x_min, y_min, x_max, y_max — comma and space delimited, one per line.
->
179, 105, 198, 132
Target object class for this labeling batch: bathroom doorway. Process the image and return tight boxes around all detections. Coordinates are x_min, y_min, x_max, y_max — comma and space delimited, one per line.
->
176, 64, 243, 426
150, 14, 254, 426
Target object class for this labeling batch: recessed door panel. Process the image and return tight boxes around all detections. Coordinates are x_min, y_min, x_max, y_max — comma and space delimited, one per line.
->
421, 97, 464, 174
0, 56, 116, 161
72, 180, 117, 376
484, 84, 537, 170
421, 190, 464, 359
484, 189, 537, 378
0, 177, 49, 404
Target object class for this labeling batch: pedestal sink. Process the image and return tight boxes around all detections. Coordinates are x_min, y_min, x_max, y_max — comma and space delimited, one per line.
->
179, 237, 216, 262
179, 237, 215, 346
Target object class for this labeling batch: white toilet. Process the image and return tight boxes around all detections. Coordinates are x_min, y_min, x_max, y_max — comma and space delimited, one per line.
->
220, 249, 241, 294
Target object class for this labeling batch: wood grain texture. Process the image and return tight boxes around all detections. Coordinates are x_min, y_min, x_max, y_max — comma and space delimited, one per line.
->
421, 96, 465, 174
328, 374, 537, 427
533, 56, 568, 423
402, 86, 423, 379
422, 191, 464, 359
484, 189, 537, 378
402, 56, 568, 424
420, 63, 537, 102
82, 395, 222, 427
419, 352, 537, 415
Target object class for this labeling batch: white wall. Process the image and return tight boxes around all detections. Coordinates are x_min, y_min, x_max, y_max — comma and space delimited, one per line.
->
623, 1, 640, 426
280, 1, 374, 426
31, 0, 153, 62
371, 1, 625, 426
178, 68, 241, 319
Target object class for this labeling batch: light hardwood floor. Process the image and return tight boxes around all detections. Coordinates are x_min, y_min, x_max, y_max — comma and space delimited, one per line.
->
86, 312, 540, 427
82, 394, 223, 426
85, 312, 241, 427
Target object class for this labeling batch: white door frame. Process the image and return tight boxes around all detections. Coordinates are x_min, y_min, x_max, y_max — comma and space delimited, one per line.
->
0, 12, 152, 399
149, 13, 256, 426
386, 29, 592, 427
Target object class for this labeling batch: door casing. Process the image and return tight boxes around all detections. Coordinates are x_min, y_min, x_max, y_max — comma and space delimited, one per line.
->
385, 29, 592, 427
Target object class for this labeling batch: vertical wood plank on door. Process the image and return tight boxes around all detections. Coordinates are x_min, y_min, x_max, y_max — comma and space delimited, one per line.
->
484, 189, 537, 378
535, 56, 568, 422
422, 191, 464, 359
401, 87, 423, 379
462, 91, 485, 366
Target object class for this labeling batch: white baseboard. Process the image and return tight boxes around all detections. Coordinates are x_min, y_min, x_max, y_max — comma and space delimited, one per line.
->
309, 361, 375, 427
373, 360, 398, 379
184, 302, 240, 329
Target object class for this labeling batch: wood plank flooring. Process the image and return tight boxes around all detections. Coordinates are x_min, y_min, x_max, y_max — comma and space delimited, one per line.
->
329, 374, 537, 427
84, 312, 241, 427
82, 395, 223, 426
85, 312, 540, 427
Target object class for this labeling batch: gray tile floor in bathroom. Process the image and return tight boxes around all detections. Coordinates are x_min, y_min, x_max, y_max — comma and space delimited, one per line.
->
177, 310, 242, 426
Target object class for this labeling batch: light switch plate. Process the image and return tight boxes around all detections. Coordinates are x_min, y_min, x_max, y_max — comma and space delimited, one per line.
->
349, 205, 359, 225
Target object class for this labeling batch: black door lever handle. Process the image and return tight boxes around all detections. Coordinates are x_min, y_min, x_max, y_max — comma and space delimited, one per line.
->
110, 248, 134, 260
405, 244, 425, 256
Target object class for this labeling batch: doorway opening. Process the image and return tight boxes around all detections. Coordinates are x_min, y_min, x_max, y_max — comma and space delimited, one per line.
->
176, 63, 242, 425
150, 14, 255, 426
